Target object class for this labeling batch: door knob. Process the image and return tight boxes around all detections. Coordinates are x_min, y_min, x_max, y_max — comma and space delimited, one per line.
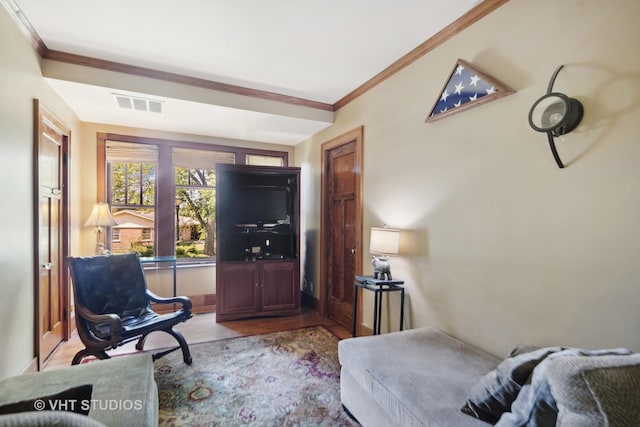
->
42, 263, 52, 270
351, 248, 356, 254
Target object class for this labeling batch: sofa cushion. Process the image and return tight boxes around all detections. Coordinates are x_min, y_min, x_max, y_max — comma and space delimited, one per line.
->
547, 353, 640, 426
339, 327, 499, 427
580, 362, 640, 426
0, 384, 92, 416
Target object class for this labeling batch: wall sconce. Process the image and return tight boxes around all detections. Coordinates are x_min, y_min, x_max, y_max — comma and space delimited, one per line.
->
85, 202, 117, 255
528, 65, 584, 168
370, 226, 400, 280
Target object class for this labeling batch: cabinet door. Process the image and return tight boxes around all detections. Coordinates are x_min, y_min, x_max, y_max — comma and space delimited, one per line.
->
217, 263, 260, 316
260, 261, 298, 312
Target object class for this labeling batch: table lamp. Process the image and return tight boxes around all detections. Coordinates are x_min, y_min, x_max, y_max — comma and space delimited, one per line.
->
85, 202, 117, 254
370, 226, 400, 280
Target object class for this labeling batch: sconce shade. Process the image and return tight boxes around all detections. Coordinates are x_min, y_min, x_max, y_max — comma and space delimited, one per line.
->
84, 203, 117, 227
370, 227, 400, 255
528, 93, 583, 137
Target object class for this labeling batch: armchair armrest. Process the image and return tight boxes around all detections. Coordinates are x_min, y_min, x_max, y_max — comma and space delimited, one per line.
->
146, 290, 192, 317
75, 304, 123, 343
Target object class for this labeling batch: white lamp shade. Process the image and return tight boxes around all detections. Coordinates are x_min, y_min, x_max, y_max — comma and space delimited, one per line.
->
85, 203, 117, 227
370, 227, 400, 255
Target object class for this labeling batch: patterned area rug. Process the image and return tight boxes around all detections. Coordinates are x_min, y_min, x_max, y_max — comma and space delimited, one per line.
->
154, 326, 359, 426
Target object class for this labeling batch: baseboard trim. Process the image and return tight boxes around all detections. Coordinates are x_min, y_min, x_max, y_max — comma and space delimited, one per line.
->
359, 324, 373, 336
22, 357, 38, 374
301, 291, 319, 311
154, 293, 215, 314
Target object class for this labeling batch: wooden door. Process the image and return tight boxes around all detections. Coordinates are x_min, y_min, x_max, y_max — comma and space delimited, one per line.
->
34, 100, 70, 369
320, 127, 363, 332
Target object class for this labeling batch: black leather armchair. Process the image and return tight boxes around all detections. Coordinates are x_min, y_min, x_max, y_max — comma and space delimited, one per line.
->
67, 252, 193, 365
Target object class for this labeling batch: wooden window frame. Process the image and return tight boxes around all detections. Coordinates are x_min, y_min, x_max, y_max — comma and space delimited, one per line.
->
97, 133, 288, 259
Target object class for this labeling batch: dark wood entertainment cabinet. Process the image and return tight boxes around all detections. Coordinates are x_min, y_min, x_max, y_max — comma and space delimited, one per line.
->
215, 164, 300, 321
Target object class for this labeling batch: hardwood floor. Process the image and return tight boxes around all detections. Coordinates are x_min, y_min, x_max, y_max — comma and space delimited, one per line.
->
43, 306, 352, 370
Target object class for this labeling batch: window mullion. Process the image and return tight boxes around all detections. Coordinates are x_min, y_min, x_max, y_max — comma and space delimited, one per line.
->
124, 164, 129, 205
155, 145, 174, 256
138, 165, 144, 205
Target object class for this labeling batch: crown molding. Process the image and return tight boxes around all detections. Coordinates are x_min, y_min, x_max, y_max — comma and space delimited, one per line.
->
0, 0, 47, 55
43, 50, 334, 111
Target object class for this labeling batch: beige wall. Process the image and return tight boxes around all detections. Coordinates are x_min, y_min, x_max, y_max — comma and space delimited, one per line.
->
296, 0, 640, 356
0, 7, 82, 378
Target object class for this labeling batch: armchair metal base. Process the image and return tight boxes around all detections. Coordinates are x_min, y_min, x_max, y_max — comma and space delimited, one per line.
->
72, 327, 193, 365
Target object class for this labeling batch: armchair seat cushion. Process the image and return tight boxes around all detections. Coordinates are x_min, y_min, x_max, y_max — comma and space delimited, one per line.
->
92, 308, 188, 340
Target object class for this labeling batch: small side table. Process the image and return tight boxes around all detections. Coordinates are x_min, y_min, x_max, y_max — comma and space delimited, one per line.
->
353, 275, 405, 337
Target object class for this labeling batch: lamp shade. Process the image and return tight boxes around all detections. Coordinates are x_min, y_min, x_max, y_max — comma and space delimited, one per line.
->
84, 203, 117, 227
370, 227, 400, 255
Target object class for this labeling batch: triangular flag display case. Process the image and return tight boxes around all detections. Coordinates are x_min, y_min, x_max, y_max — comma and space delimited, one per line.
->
426, 59, 514, 123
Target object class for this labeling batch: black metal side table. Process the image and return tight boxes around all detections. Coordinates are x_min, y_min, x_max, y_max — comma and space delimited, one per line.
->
353, 275, 405, 337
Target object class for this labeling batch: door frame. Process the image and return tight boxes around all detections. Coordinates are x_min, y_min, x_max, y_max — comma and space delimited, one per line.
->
319, 126, 364, 326
33, 99, 72, 369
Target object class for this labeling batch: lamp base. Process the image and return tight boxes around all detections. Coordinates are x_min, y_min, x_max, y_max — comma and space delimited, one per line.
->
371, 255, 392, 280
94, 242, 111, 255
94, 227, 111, 255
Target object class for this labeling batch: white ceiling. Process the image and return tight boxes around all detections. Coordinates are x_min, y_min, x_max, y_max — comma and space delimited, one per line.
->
14, 0, 483, 145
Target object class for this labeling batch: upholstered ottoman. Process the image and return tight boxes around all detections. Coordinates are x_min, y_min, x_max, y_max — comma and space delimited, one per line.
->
338, 327, 499, 427
0, 354, 158, 427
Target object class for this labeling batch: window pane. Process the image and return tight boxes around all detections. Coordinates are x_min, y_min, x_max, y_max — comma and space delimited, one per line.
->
176, 188, 215, 258
110, 207, 155, 257
246, 154, 284, 167
111, 163, 126, 204
173, 147, 230, 260
175, 167, 189, 186
141, 165, 156, 205
109, 159, 156, 256
176, 167, 216, 187
173, 148, 234, 169
127, 163, 142, 204
110, 162, 155, 206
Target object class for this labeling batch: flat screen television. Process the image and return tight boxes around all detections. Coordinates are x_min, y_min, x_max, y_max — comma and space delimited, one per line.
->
234, 187, 288, 226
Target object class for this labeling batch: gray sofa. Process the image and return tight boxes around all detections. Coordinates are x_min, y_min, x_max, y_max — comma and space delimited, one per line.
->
339, 327, 640, 426
339, 327, 499, 427
0, 354, 157, 427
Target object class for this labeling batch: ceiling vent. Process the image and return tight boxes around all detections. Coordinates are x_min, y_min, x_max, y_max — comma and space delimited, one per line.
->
113, 94, 163, 113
